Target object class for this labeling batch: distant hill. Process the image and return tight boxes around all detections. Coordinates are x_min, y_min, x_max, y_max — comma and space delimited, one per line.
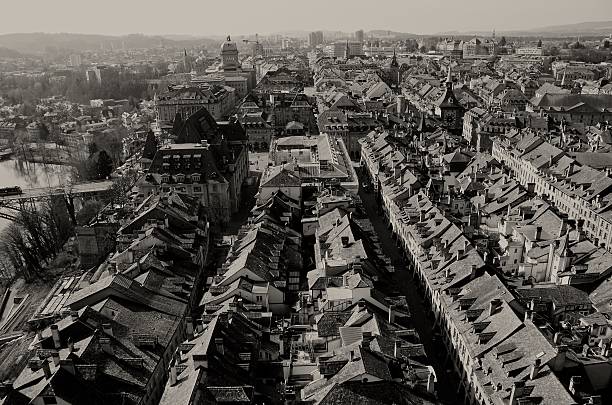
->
529, 20, 612, 35
0, 33, 216, 54
0, 46, 21, 58
437, 20, 612, 38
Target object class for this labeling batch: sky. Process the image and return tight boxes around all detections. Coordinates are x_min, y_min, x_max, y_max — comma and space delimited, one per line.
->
2, 0, 612, 36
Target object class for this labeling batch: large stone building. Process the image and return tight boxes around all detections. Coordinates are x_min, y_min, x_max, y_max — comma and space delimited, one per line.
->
206, 35, 256, 97
139, 108, 248, 224
154, 84, 236, 125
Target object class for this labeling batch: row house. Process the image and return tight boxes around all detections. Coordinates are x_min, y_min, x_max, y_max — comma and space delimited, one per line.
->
492, 131, 612, 251
362, 139, 577, 404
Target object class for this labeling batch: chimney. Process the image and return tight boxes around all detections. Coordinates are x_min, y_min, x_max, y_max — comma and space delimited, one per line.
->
100, 337, 113, 355
569, 375, 581, 395
471, 264, 478, 279
456, 249, 464, 260
196, 318, 204, 333
529, 358, 541, 380
463, 240, 469, 252
388, 305, 395, 323
524, 310, 533, 322
427, 369, 436, 393
169, 364, 178, 386
553, 332, 562, 345
349, 350, 355, 362
70, 311, 79, 322
51, 350, 60, 367
215, 337, 224, 355
102, 323, 113, 337
186, 317, 194, 336
68, 338, 74, 353
41, 359, 52, 379
535, 226, 542, 240
36, 329, 43, 343
50, 324, 61, 349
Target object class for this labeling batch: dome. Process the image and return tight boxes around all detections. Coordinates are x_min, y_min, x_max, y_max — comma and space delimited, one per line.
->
221, 35, 238, 53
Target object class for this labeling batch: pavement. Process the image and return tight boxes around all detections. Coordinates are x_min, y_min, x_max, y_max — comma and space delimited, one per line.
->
356, 169, 460, 402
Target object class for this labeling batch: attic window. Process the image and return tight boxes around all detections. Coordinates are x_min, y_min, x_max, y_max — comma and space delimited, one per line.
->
192, 174, 201, 182
176, 174, 185, 183
161, 174, 170, 183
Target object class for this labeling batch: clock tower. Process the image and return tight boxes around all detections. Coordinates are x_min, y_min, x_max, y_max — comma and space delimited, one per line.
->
435, 67, 464, 133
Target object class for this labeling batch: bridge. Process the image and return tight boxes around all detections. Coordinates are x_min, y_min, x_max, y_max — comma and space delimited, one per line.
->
0, 180, 114, 203
0, 180, 114, 224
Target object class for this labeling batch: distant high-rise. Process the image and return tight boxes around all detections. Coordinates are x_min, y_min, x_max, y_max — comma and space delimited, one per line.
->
308, 31, 324, 47
355, 29, 364, 43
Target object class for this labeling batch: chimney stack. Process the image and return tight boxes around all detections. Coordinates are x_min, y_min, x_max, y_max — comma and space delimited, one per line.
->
169, 364, 178, 386
388, 305, 396, 323
186, 317, 194, 336
427, 369, 436, 393
529, 358, 541, 380
535, 226, 542, 240
50, 324, 61, 349
51, 350, 60, 367
100, 337, 113, 355
41, 359, 52, 380
456, 249, 464, 260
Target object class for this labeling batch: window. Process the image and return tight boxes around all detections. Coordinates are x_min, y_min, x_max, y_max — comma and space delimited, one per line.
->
256, 295, 262, 302
193, 186, 202, 193
192, 174, 201, 182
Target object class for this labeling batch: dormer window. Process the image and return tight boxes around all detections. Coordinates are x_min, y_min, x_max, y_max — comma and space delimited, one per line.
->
161, 174, 170, 183
176, 174, 185, 183
192, 174, 201, 182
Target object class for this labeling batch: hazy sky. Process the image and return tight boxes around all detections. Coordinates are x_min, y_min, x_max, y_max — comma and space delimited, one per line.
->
2, 0, 611, 36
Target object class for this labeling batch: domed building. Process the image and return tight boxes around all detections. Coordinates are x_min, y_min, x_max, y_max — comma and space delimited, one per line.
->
202, 34, 256, 99
220, 35, 239, 70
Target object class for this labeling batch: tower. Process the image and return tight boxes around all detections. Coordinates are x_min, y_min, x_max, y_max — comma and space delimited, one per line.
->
220, 35, 239, 71
389, 48, 400, 88
435, 65, 464, 132
344, 40, 351, 59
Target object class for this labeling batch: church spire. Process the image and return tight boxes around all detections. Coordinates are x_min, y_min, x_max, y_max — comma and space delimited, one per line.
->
391, 47, 399, 67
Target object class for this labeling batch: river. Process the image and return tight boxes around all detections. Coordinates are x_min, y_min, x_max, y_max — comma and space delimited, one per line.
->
0, 159, 75, 231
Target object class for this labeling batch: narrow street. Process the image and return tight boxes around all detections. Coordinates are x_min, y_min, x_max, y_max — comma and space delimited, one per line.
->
357, 173, 460, 403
